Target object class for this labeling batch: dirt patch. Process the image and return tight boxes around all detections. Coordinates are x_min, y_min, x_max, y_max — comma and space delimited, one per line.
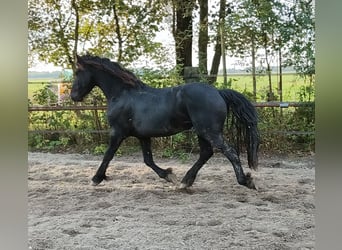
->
28, 152, 315, 250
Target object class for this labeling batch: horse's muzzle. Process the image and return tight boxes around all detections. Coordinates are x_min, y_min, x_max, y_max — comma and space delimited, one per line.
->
70, 91, 83, 102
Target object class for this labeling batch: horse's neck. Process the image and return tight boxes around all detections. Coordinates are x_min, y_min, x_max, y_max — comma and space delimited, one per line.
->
95, 74, 137, 102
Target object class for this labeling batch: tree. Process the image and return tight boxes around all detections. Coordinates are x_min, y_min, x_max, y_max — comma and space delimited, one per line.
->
89, 0, 167, 64
285, 0, 315, 82
28, 0, 167, 74
218, 0, 315, 101
223, 0, 264, 99
198, 0, 208, 75
250, 0, 282, 100
172, 0, 196, 76
28, 0, 87, 72
208, 0, 227, 84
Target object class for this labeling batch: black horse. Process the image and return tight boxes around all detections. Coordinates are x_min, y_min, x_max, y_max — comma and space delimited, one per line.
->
71, 55, 259, 190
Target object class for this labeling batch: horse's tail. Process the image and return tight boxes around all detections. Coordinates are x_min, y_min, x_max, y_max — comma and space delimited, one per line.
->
219, 89, 259, 170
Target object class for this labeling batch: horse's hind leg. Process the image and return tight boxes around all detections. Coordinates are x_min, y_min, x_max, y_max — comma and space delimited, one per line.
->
209, 133, 256, 189
92, 130, 124, 185
139, 138, 177, 184
180, 136, 213, 189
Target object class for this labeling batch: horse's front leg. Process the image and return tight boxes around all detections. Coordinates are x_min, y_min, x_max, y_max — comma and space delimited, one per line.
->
92, 129, 125, 186
139, 138, 178, 184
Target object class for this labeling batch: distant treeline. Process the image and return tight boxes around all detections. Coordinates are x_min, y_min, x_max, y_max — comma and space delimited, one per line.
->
28, 71, 63, 80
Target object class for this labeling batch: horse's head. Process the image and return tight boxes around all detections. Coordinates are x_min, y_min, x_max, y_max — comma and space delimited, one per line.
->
70, 55, 96, 102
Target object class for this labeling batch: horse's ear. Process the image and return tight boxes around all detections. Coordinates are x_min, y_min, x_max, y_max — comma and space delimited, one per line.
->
76, 54, 82, 62
76, 55, 84, 70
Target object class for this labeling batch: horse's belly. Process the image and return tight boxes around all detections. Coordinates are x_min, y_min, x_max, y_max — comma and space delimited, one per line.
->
133, 119, 192, 137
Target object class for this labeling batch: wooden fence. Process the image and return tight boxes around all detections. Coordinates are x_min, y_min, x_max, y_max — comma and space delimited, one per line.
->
28, 102, 315, 136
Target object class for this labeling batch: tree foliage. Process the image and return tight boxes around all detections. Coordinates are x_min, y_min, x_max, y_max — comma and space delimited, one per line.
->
28, 0, 315, 88
284, 0, 315, 78
208, 0, 315, 100
229, 0, 314, 75
28, 0, 168, 72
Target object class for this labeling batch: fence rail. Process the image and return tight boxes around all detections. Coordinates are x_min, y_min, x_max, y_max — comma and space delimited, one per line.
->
28, 102, 315, 136
28, 105, 107, 111
28, 101, 314, 112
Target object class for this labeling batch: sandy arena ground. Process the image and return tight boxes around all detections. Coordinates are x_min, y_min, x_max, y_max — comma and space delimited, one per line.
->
28, 152, 315, 250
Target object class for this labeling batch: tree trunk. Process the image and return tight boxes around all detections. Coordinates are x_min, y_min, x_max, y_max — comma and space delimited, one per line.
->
278, 47, 283, 102
112, 3, 123, 62
208, 0, 226, 84
71, 0, 79, 75
198, 0, 208, 76
263, 32, 274, 101
172, 0, 194, 77
220, 23, 227, 86
251, 35, 257, 101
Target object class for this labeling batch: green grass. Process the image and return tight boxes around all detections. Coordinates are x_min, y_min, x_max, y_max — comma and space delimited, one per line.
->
28, 78, 63, 101
28, 82, 47, 100
216, 73, 315, 102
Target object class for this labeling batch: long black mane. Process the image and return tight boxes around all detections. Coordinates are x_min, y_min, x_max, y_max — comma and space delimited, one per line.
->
79, 55, 144, 88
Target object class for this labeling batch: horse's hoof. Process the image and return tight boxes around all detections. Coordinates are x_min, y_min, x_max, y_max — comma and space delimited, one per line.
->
176, 183, 194, 194
165, 168, 178, 184
103, 175, 113, 181
91, 175, 104, 186
246, 172, 258, 190
91, 181, 99, 186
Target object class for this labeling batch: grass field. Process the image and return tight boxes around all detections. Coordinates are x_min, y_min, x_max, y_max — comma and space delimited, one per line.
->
216, 73, 314, 102
28, 78, 64, 101
28, 73, 315, 103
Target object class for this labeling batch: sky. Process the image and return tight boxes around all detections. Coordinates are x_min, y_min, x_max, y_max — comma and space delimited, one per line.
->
29, 62, 63, 72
